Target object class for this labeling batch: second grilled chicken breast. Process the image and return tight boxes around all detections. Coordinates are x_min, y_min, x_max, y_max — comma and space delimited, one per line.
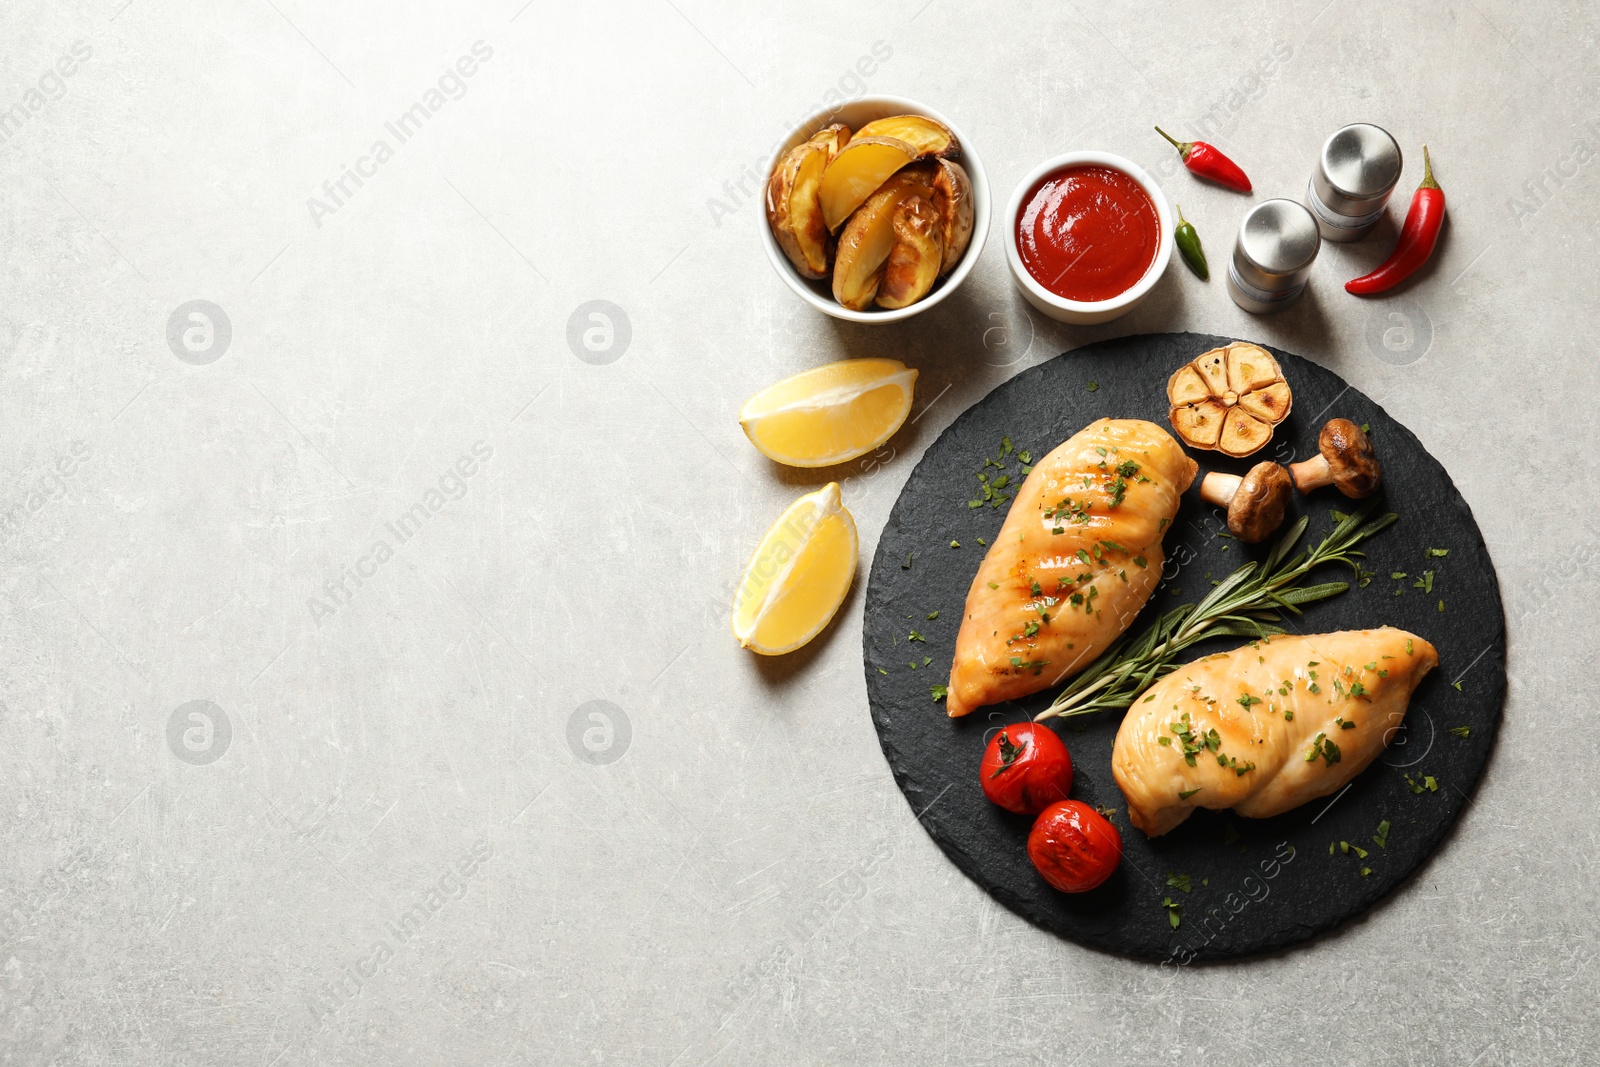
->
1113, 628, 1439, 836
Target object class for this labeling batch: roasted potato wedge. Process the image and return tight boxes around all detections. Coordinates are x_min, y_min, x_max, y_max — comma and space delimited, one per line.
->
819, 135, 920, 232
807, 122, 851, 161
831, 171, 934, 311
853, 114, 960, 159
929, 159, 973, 275
876, 197, 944, 309
766, 140, 832, 279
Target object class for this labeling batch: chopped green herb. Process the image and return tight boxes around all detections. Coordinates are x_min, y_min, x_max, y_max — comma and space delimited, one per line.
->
1424, 775, 1438, 792
1237, 693, 1263, 708
1086, 380, 1100, 392
908, 630, 925, 642
1162, 896, 1182, 928
1449, 725, 1470, 738
1359, 866, 1372, 876
1373, 819, 1390, 848
1452, 680, 1462, 692
950, 540, 960, 549
926, 611, 940, 620
1166, 872, 1193, 893
1305, 733, 1341, 766
1437, 599, 1445, 613
987, 581, 999, 590
1426, 547, 1449, 558
930, 684, 947, 701
902, 552, 913, 570
1178, 787, 1202, 800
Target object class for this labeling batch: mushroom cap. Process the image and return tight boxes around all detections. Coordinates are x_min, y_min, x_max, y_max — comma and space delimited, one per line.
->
1227, 461, 1294, 542
1319, 418, 1382, 497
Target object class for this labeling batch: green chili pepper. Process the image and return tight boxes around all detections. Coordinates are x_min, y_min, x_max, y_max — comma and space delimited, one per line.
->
1174, 204, 1208, 281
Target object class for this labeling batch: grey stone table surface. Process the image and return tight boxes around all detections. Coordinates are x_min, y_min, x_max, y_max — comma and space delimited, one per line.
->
1, 0, 1595, 1063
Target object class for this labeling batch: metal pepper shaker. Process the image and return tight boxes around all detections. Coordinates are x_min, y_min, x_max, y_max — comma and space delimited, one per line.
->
1307, 123, 1403, 241
1226, 199, 1320, 314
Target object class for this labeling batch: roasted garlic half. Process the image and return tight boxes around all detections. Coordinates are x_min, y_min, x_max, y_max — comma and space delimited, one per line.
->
1167, 342, 1292, 458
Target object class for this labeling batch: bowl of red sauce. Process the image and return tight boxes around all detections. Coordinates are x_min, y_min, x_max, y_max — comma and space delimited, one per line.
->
1004, 152, 1173, 324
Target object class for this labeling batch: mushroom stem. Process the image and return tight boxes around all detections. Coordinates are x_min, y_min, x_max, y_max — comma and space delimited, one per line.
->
1289, 454, 1333, 493
1199, 471, 1243, 507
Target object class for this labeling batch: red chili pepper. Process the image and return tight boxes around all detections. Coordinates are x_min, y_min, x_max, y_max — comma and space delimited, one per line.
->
1154, 126, 1252, 192
1346, 145, 1445, 295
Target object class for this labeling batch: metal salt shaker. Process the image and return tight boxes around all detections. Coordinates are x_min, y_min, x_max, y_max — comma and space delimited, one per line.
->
1306, 123, 1403, 241
1226, 199, 1320, 314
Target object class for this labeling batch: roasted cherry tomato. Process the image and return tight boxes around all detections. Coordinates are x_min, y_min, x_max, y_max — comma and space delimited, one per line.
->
980, 723, 1073, 815
1027, 800, 1122, 893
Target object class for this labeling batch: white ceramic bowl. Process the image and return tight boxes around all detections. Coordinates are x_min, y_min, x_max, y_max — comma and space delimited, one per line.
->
760, 95, 990, 324
1003, 151, 1173, 325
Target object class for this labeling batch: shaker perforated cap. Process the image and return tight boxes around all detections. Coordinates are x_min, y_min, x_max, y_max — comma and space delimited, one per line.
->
1232, 199, 1320, 294
1312, 124, 1402, 218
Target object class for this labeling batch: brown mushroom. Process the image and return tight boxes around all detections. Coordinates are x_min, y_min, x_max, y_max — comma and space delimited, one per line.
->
1289, 419, 1382, 498
1199, 461, 1294, 543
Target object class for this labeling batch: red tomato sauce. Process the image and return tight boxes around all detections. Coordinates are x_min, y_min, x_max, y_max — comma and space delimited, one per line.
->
1016, 165, 1159, 302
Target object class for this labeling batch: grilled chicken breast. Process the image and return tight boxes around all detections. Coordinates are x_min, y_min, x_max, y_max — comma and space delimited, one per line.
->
1113, 629, 1439, 836
946, 419, 1197, 717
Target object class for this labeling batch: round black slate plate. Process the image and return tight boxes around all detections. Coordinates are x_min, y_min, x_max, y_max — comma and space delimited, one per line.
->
864, 332, 1505, 962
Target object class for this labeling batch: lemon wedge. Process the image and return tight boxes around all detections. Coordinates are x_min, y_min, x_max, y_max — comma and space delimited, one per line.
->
732, 483, 858, 655
739, 358, 918, 467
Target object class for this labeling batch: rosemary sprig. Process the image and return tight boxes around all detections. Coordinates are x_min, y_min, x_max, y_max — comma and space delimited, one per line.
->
1034, 503, 1398, 722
